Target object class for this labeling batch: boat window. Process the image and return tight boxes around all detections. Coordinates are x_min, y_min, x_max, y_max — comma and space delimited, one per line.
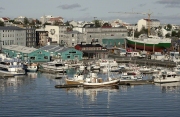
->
55, 64, 64, 67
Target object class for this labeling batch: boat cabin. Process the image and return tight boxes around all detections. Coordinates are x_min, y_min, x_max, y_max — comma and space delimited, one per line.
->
126, 52, 141, 57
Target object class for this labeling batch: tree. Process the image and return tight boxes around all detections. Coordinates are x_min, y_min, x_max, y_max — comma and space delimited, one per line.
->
165, 33, 171, 38
0, 21, 4, 26
24, 17, 29, 25
171, 31, 178, 37
166, 24, 172, 31
134, 26, 148, 38
29, 20, 35, 25
94, 20, 101, 27
64, 21, 70, 26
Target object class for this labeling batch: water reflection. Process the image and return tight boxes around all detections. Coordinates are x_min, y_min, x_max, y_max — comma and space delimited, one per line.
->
27, 72, 38, 79
65, 87, 119, 103
155, 82, 180, 93
0, 75, 36, 93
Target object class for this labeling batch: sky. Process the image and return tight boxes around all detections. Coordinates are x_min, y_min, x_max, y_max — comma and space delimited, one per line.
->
0, 0, 180, 24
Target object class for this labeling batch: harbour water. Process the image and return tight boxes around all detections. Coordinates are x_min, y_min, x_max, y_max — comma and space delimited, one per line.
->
1, 69, 180, 117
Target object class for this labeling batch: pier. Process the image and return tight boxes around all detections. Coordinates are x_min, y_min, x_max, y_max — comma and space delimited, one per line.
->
108, 55, 177, 67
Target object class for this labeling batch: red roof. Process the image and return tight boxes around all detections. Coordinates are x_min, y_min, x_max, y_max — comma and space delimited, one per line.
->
2, 17, 9, 21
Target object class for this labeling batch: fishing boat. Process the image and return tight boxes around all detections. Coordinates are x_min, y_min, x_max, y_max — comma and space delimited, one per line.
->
24, 63, 38, 72
153, 70, 180, 83
65, 71, 84, 85
119, 72, 143, 82
83, 65, 119, 88
40, 60, 68, 74
126, 35, 171, 52
0, 54, 25, 76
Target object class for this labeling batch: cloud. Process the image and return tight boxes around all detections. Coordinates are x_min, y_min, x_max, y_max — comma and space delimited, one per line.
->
0, 7, 5, 10
79, 7, 88, 11
139, 3, 146, 7
57, 3, 81, 10
156, 0, 180, 8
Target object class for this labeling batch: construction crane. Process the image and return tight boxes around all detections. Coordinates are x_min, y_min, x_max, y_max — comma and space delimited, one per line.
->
108, 11, 153, 36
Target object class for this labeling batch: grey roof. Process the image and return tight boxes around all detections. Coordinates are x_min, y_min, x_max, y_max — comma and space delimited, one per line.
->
39, 45, 82, 53
64, 30, 82, 34
0, 26, 25, 30
3, 45, 37, 53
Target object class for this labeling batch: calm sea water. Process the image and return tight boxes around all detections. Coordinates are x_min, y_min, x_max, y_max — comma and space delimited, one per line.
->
0, 69, 180, 117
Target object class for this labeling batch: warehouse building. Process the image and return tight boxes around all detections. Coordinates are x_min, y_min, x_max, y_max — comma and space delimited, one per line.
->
2, 45, 50, 62
39, 45, 83, 60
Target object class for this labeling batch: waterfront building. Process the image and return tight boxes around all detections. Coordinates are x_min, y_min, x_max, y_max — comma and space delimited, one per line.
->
44, 25, 71, 44
75, 42, 108, 59
102, 36, 126, 48
36, 29, 49, 47
39, 45, 83, 60
73, 24, 128, 45
0, 26, 26, 48
63, 31, 83, 47
25, 25, 36, 47
2, 45, 50, 62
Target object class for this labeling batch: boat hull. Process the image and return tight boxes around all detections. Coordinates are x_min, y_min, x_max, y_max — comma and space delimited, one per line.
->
126, 38, 171, 52
153, 78, 180, 83
65, 78, 84, 85
83, 79, 119, 88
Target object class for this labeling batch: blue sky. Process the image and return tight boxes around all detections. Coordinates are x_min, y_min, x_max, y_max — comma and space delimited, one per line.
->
0, 0, 180, 24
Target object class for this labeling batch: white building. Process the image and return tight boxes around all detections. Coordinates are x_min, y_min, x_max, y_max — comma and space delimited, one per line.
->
40, 15, 64, 25
44, 25, 70, 44
0, 26, 26, 47
14, 16, 25, 23
137, 19, 160, 32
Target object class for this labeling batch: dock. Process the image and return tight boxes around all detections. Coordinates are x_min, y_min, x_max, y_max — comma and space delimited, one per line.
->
112, 57, 176, 67
119, 79, 153, 85
0, 73, 14, 78
38, 68, 67, 74
55, 84, 83, 88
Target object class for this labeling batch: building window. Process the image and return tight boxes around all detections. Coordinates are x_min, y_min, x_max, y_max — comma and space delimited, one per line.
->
30, 57, 35, 60
90, 35, 91, 37
44, 56, 48, 59
67, 56, 70, 58
72, 34, 74, 37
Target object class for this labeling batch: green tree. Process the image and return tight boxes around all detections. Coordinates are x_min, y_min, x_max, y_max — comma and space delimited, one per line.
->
94, 20, 101, 27
134, 26, 148, 38
9, 20, 14, 23
166, 24, 172, 31
24, 17, 29, 25
0, 21, 4, 26
171, 31, 178, 37
165, 33, 171, 38
64, 21, 70, 26
30, 20, 35, 25
35, 19, 41, 24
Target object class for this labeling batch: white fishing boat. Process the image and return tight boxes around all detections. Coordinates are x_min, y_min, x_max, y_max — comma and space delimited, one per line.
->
83, 64, 119, 88
98, 59, 118, 67
65, 71, 84, 85
119, 72, 143, 82
24, 63, 38, 72
153, 70, 180, 83
0, 54, 25, 76
173, 65, 180, 75
139, 66, 152, 73
40, 60, 68, 73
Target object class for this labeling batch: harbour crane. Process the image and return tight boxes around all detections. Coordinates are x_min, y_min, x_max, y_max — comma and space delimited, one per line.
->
108, 11, 153, 36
